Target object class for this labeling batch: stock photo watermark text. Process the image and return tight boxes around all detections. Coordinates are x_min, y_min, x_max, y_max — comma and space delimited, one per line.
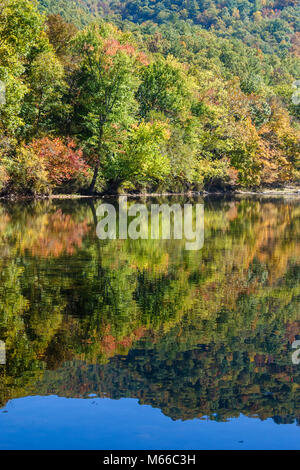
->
96, 197, 204, 251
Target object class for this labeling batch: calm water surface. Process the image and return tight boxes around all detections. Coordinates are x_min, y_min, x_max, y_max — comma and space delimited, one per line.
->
0, 196, 300, 449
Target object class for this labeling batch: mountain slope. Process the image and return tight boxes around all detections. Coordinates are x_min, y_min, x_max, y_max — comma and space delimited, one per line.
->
38, 0, 300, 56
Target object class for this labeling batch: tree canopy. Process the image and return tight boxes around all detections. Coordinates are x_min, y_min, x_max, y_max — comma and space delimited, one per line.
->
0, 0, 298, 195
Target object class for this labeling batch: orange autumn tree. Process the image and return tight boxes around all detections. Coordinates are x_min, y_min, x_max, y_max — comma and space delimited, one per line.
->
29, 138, 90, 185
258, 99, 300, 183
6, 138, 90, 195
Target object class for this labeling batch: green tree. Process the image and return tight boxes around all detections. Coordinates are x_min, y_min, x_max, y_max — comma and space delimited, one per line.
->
104, 120, 171, 191
0, 0, 45, 135
20, 50, 66, 138
72, 23, 142, 193
137, 56, 192, 120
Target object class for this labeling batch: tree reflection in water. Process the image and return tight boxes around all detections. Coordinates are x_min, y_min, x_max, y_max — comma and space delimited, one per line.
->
0, 196, 300, 424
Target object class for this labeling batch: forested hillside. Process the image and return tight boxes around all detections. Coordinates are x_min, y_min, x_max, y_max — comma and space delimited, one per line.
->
0, 0, 299, 194
40, 1, 299, 52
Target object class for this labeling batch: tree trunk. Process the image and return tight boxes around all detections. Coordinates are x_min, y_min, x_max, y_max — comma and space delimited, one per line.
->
88, 161, 100, 194
106, 179, 122, 195
88, 125, 104, 194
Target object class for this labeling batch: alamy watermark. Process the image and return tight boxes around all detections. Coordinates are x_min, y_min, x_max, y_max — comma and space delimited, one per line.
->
96, 197, 204, 250
292, 340, 300, 365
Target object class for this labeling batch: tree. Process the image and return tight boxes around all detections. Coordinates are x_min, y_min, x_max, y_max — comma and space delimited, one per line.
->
5, 138, 90, 195
137, 56, 192, 120
72, 23, 145, 193
103, 120, 171, 190
20, 51, 66, 138
46, 14, 78, 59
0, 0, 45, 135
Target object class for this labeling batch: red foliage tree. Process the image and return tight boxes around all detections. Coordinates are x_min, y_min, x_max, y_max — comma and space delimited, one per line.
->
27, 137, 90, 185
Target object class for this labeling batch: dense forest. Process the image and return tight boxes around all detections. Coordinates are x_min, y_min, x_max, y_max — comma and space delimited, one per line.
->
39, 0, 300, 56
0, 0, 299, 194
0, 197, 300, 422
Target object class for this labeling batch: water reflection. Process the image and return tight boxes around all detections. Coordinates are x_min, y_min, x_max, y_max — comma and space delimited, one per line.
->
0, 196, 300, 426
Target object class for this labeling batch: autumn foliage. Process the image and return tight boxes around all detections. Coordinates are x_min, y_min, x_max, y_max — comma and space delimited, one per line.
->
4, 138, 90, 195
29, 138, 90, 185
0, 1, 299, 194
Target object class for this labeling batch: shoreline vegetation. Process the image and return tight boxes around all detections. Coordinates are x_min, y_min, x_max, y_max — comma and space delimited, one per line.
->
1, 185, 300, 200
0, 0, 299, 198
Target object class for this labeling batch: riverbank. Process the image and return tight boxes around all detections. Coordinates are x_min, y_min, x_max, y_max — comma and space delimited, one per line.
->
1, 185, 300, 200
